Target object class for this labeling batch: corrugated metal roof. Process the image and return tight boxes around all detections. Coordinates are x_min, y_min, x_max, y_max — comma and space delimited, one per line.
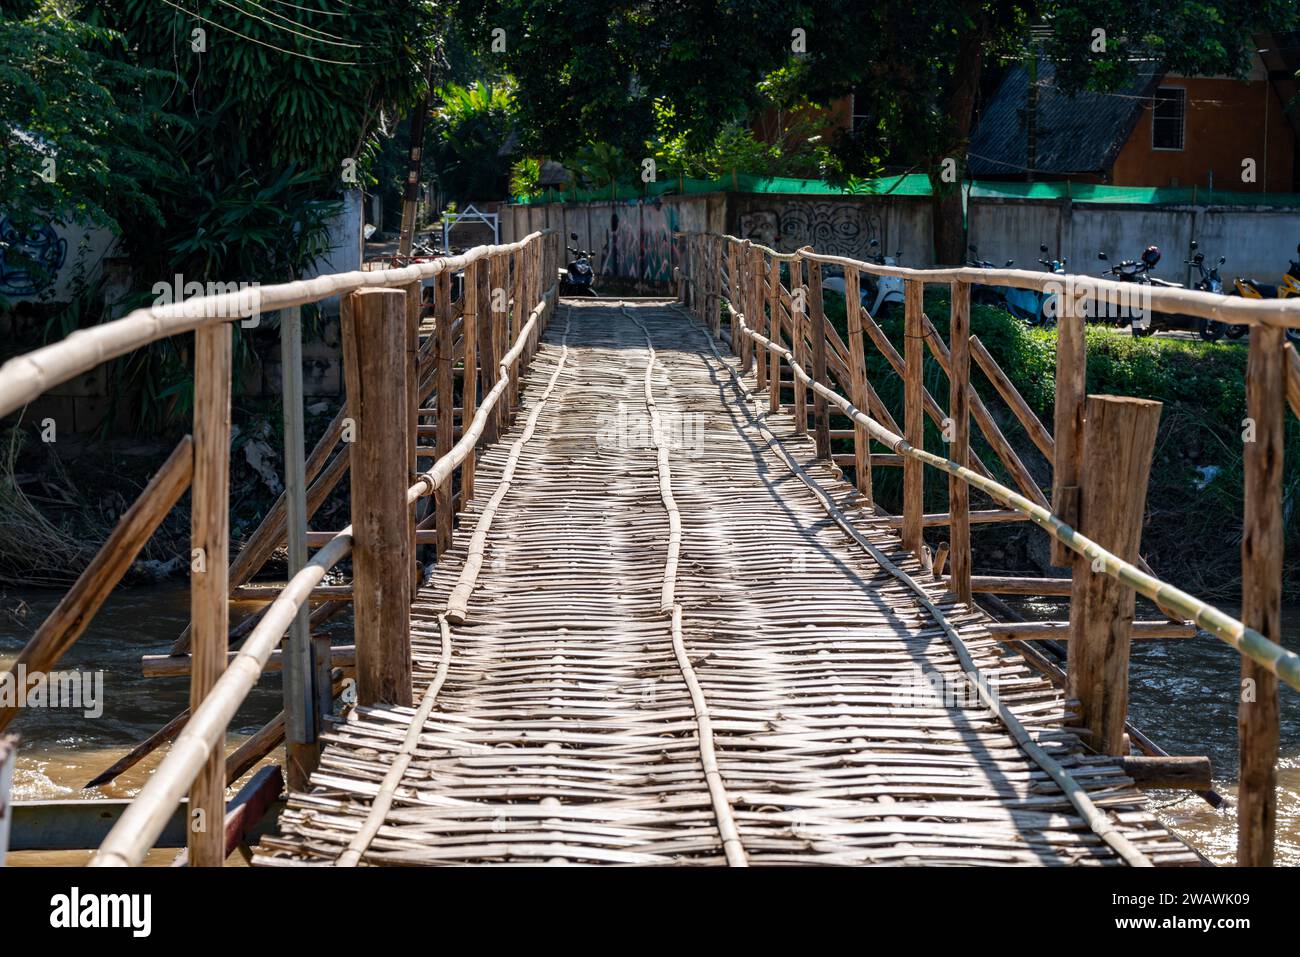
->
967, 59, 1162, 176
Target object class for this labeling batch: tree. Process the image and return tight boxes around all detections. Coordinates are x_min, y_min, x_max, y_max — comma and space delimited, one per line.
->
455, 1, 1299, 263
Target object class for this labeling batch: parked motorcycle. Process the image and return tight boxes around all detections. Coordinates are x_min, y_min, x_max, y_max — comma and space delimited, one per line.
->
1096, 245, 1186, 337
1181, 241, 1228, 342
560, 232, 596, 296
967, 243, 1061, 325
864, 239, 904, 318
821, 240, 903, 318
1231, 242, 1300, 342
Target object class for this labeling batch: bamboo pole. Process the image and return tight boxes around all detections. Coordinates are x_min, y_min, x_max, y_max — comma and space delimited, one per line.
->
921, 311, 1049, 508
341, 288, 412, 708
188, 323, 232, 867
807, 256, 830, 459
902, 279, 925, 555
768, 257, 781, 416
752, 246, 767, 392
1052, 286, 1086, 567
843, 266, 872, 502
461, 258, 480, 505
434, 270, 455, 555
1068, 395, 1162, 755
970, 334, 1055, 460
0, 438, 192, 733
947, 281, 972, 605
1285, 341, 1300, 421
791, 255, 807, 435
1238, 326, 1284, 867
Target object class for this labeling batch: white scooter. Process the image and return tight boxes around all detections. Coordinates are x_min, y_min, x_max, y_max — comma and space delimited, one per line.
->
865, 240, 905, 318
821, 239, 905, 318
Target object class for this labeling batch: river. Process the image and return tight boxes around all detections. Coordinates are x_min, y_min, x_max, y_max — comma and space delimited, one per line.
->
2, 585, 1297, 865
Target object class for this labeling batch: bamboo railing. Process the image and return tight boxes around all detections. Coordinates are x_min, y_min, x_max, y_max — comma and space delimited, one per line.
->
0, 230, 559, 866
677, 230, 1299, 868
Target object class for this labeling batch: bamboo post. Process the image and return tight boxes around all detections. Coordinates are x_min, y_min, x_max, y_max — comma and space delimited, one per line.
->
769, 260, 782, 416
751, 246, 767, 392
461, 259, 479, 505
189, 322, 231, 867
792, 255, 808, 435
509, 246, 525, 415
807, 257, 830, 459
434, 270, 455, 555
479, 254, 500, 445
1052, 287, 1086, 567
489, 252, 509, 436
711, 235, 723, 339
404, 279, 423, 583
844, 266, 872, 500
740, 241, 754, 373
340, 288, 412, 708
947, 281, 972, 604
902, 279, 924, 555
1238, 327, 1284, 866
278, 305, 319, 790
727, 240, 741, 355
1067, 394, 1162, 756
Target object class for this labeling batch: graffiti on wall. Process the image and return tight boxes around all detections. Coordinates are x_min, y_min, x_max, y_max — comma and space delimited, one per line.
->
596, 199, 679, 283
739, 203, 883, 259
0, 215, 68, 297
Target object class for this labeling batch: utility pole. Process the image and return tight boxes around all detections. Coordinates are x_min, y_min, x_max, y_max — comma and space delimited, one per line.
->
398, 62, 436, 259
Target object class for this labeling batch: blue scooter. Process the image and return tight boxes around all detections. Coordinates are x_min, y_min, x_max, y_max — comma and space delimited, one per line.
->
967, 243, 1062, 325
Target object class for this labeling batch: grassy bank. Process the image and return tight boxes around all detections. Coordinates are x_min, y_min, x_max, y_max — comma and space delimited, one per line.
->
821, 287, 1300, 600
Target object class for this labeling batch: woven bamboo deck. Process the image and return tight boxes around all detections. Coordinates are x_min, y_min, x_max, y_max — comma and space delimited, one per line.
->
253, 300, 1200, 867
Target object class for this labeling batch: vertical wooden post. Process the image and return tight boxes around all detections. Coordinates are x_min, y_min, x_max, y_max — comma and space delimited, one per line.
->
739, 241, 753, 373
844, 266, 872, 501
279, 305, 319, 789
947, 281, 972, 604
764, 257, 774, 416
340, 288, 412, 708
509, 246, 525, 414
489, 253, 509, 434
792, 255, 807, 435
902, 279, 925, 556
479, 255, 500, 445
404, 279, 423, 587
1067, 394, 1162, 756
434, 270, 454, 555
461, 259, 479, 505
1052, 288, 1086, 567
726, 239, 739, 351
1238, 326, 1284, 866
751, 247, 768, 391
711, 236, 723, 339
189, 322, 231, 867
808, 257, 830, 459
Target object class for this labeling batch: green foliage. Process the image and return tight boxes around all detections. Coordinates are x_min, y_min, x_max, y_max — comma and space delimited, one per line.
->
0, 1, 176, 247
429, 79, 518, 202
509, 157, 542, 200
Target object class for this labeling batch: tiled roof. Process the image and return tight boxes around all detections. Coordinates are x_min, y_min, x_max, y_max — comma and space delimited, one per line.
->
967, 59, 1162, 176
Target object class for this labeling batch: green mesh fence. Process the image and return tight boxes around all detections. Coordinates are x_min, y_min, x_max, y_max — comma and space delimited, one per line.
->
515, 173, 1300, 207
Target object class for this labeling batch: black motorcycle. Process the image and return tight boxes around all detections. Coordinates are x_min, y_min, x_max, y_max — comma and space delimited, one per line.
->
560, 232, 596, 296
1096, 245, 1182, 337
1182, 240, 1228, 342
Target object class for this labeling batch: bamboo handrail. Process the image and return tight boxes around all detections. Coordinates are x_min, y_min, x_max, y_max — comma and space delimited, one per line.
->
725, 300, 1300, 693
0, 232, 552, 420
700, 232, 1300, 330
90, 531, 353, 866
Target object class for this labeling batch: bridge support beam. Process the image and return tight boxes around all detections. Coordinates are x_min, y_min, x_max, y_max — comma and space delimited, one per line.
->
341, 287, 413, 709
1067, 394, 1161, 756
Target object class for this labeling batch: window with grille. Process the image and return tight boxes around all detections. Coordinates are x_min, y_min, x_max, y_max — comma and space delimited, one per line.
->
1152, 87, 1185, 151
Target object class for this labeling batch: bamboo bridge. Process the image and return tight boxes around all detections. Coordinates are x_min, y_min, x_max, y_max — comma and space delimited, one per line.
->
1, 229, 1298, 867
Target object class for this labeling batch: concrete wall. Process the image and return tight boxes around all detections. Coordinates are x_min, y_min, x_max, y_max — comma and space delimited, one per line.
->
512, 192, 1300, 284
504, 194, 724, 282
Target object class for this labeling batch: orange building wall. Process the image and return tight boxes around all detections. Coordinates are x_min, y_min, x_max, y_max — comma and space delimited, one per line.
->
1110, 75, 1294, 191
